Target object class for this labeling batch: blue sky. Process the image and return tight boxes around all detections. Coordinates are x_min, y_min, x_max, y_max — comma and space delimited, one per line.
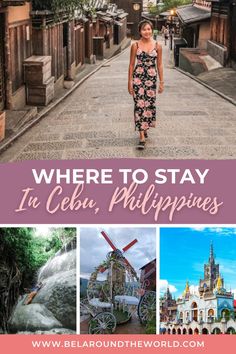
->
160, 227, 236, 299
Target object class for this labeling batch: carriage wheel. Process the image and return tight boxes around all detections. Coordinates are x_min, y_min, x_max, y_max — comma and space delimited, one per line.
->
138, 291, 156, 325
88, 312, 117, 334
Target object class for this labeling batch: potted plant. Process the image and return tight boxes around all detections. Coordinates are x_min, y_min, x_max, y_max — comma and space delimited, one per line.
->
0, 111, 6, 142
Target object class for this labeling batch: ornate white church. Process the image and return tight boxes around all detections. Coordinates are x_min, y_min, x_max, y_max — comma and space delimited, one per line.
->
161, 244, 236, 334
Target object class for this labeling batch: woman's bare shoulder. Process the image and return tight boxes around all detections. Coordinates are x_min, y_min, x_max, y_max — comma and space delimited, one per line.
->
131, 41, 138, 50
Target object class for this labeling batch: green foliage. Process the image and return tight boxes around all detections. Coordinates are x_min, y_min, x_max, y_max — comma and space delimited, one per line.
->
0, 227, 76, 287
45, 227, 76, 251
148, 4, 159, 16
113, 309, 130, 324
32, 0, 97, 17
145, 316, 156, 334
148, 0, 192, 16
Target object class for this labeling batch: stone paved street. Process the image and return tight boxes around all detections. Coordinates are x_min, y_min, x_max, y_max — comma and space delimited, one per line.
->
1, 36, 236, 161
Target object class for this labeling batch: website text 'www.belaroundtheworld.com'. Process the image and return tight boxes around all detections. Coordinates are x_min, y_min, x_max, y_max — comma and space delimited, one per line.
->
31, 340, 205, 349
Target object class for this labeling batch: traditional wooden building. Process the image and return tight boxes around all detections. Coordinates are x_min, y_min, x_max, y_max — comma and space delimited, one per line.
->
208, 0, 236, 67
92, 2, 128, 59
0, 0, 32, 110
176, 0, 211, 49
31, 5, 91, 87
31, 1, 128, 83
0, 0, 128, 113
111, 0, 143, 39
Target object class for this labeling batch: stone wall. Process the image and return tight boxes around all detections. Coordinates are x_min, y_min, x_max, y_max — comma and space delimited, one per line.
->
179, 48, 207, 76
207, 40, 228, 66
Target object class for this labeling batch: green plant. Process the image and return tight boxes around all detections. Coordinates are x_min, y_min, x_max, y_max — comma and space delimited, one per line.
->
0, 227, 75, 287
32, 0, 97, 18
148, 0, 192, 16
145, 316, 156, 334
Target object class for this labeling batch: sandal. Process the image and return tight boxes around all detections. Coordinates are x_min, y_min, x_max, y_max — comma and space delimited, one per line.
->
144, 131, 148, 139
137, 140, 146, 149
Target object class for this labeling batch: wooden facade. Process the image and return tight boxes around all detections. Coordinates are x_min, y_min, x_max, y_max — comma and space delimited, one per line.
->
31, 14, 95, 83
0, 1, 128, 112
93, 15, 115, 48
111, 0, 143, 39
113, 14, 127, 45
176, 1, 211, 50
91, 3, 128, 59
230, 3, 236, 64
209, 0, 236, 66
0, 12, 6, 110
32, 15, 76, 82
0, 1, 32, 109
84, 20, 93, 64
9, 17, 31, 92
210, 2, 230, 48
74, 22, 85, 68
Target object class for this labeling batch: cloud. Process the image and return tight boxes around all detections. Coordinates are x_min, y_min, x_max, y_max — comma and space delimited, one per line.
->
190, 227, 207, 232
160, 279, 177, 295
190, 227, 236, 236
80, 227, 156, 279
208, 228, 236, 235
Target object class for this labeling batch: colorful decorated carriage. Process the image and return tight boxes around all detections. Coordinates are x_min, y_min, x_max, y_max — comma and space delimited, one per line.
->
81, 231, 156, 334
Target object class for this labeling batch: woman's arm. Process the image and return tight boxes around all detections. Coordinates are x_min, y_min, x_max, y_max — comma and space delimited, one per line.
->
156, 43, 164, 93
128, 43, 137, 95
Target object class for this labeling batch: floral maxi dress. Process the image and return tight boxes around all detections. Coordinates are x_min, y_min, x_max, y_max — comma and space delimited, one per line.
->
133, 43, 157, 132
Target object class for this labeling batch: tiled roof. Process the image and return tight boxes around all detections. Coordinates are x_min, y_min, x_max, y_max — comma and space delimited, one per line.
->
177, 4, 211, 24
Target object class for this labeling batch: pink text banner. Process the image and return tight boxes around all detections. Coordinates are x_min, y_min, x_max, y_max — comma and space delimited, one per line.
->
0, 159, 234, 224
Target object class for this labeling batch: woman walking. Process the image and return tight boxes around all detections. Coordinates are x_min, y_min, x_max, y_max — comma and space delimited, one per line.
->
128, 20, 164, 149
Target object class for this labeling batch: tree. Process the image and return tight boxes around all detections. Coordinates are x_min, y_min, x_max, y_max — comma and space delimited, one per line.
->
32, 0, 98, 17
148, 0, 192, 16
0, 227, 76, 332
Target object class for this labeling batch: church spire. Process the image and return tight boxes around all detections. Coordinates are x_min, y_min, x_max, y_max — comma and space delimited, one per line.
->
209, 241, 215, 264
183, 280, 190, 299
216, 275, 222, 291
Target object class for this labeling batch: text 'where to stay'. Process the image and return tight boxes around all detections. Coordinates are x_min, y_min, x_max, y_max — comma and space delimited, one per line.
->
32, 168, 209, 185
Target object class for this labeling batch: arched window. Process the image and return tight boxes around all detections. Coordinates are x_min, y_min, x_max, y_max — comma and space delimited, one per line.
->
226, 327, 236, 334
212, 328, 221, 334
199, 310, 203, 322
202, 328, 208, 334
221, 309, 230, 321
208, 309, 214, 316
191, 302, 198, 321
208, 308, 214, 322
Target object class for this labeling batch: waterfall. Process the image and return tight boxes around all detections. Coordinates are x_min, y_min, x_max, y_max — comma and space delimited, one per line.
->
8, 238, 76, 334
